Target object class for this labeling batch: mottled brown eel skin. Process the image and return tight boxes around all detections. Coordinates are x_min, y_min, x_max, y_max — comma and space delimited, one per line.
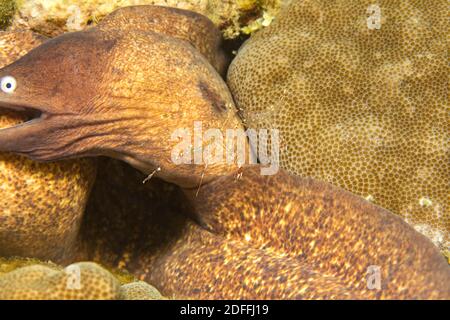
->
0, 6, 449, 299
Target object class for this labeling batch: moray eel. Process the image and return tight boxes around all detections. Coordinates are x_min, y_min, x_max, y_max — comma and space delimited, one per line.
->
0, 30, 96, 263
0, 6, 448, 299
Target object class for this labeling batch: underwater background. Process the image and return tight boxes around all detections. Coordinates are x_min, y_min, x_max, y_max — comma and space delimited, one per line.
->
0, 0, 448, 299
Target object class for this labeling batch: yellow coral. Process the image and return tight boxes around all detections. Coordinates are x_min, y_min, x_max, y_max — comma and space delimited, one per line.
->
242, 11, 275, 34
237, 0, 258, 11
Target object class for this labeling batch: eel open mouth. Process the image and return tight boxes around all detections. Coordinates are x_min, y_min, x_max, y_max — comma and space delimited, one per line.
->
0, 99, 50, 155
0, 101, 44, 131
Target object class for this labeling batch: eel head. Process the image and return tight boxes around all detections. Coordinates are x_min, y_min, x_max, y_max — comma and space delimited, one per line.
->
0, 27, 244, 188
0, 30, 119, 162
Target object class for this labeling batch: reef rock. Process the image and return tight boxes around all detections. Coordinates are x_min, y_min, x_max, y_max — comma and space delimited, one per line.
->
227, 0, 449, 255
5, 0, 287, 38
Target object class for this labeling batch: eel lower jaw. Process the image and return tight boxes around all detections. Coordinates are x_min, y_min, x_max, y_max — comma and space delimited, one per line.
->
0, 101, 50, 154
0, 101, 45, 130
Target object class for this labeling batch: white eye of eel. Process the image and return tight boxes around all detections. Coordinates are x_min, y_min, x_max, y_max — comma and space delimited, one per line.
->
0, 76, 17, 94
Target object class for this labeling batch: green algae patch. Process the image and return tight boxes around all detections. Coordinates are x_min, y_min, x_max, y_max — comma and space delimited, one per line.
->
0, 257, 166, 299
0, 256, 137, 284
0, 256, 60, 276
0, 0, 17, 29
104, 265, 137, 285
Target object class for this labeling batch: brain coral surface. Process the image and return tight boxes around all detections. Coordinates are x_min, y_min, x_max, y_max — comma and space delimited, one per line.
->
0, 261, 120, 299
0, 258, 165, 300
227, 0, 449, 255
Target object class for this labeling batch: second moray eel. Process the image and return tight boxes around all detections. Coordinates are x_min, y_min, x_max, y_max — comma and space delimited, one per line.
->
0, 6, 448, 299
